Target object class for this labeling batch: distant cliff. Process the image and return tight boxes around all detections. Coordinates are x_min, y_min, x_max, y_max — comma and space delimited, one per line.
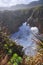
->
27, 5, 43, 34
0, 5, 43, 34
0, 0, 43, 11
0, 9, 33, 33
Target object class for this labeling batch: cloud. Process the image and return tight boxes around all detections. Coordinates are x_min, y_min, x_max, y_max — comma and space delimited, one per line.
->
1, 0, 11, 3
0, 0, 12, 6
0, 0, 38, 7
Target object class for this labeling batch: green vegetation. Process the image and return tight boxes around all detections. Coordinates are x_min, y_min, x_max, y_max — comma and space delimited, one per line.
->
0, 31, 43, 65
0, 31, 24, 65
7, 53, 22, 65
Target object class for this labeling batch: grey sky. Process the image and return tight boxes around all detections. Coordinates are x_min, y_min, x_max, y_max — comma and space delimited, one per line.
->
0, 0, 38, 7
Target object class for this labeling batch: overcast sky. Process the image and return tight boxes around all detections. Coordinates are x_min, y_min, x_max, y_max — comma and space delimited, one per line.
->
0, 0, 38, 7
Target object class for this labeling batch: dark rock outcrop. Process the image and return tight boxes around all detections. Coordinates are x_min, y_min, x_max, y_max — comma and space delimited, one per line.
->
0, 9, 33, 33
0, 5, 43, 34
27, 5, 43, 34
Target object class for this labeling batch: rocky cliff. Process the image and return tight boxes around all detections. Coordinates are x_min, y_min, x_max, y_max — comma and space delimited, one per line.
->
0, 5, 43, 34
0, 9, 33, 33
27, 5, 43, 34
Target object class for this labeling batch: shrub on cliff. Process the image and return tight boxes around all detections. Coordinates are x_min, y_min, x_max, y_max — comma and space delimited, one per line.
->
0, 31, 24, 65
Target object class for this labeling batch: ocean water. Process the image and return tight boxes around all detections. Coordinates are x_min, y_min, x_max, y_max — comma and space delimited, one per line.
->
11, 22, 39, 56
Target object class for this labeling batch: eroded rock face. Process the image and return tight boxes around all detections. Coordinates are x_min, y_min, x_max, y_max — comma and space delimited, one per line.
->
27, 6, 43, 34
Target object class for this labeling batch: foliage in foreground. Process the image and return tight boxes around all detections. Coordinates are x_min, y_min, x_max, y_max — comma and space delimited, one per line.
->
7, 53, 22, 65
0, 31, 43, 65
0, 31, 24, 65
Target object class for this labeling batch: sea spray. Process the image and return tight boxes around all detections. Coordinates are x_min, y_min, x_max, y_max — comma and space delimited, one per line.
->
11, 22, 39, 56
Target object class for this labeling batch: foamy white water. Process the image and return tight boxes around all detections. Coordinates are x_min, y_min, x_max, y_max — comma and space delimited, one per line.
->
11, 22, 39, 56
